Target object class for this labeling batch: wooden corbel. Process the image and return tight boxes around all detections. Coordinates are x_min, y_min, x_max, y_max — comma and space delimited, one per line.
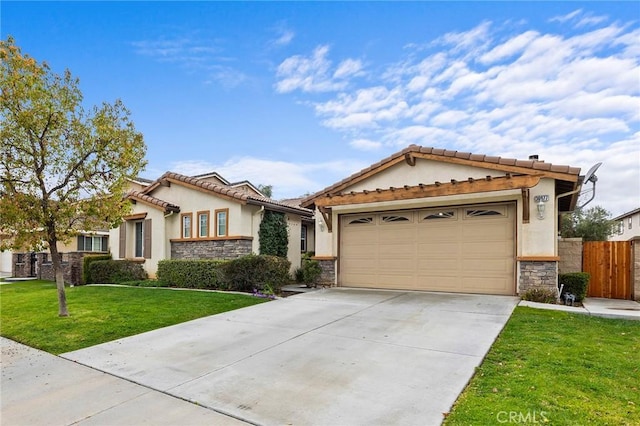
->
404, 153, 416, 166
521, 188, 530, 223
318, 207, 333, 232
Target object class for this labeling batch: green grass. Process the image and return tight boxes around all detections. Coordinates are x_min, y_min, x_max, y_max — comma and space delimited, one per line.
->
444, 307, 640, 425
0, 280, 267, 354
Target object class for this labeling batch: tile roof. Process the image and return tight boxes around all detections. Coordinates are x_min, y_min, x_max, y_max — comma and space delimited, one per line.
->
302, 144, 582, 206
150, 172, 313, 216
127, 191, 180, 213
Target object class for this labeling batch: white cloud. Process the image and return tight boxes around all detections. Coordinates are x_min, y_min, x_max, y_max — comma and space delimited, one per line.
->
549, 9, 583, 24
274, 29, 295, 46
171, 157, 368, 199
131, 35, 246, 87
480, 31, 539, 64
334, 58, 364, 79
278, 15, 639, 215
350, 139, 382, 151
275, 45, 363, 93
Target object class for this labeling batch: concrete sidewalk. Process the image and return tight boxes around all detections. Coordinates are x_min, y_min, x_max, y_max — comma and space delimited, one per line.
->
519, 297, 640, 320
0, 337, 247, 425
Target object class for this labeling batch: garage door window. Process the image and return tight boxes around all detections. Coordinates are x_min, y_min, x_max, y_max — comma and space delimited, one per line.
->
421, 210, 456, 221
347, 216, 375, 225
465, 206, 507, 218
381, 214, 412, 223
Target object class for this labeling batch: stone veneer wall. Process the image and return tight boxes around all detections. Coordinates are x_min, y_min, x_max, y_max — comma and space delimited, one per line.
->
558, 238, 583, 274
13, 252, 88, 286
314, 258, 336, 286
171, 239, 252, 260
518, 261, 558, 295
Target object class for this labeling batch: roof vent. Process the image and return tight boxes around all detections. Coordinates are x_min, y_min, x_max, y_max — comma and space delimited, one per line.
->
529, 155, 539, 161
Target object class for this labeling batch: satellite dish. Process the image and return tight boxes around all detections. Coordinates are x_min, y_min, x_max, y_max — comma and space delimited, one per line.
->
582, 162, 602, 184
578, 162, 602, 209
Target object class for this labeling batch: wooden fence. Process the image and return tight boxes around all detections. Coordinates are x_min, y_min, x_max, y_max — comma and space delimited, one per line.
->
583, 241, 632, 299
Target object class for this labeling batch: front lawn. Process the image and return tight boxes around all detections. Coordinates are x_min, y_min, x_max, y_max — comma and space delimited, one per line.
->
0, 280, 267, 354
445, 307, 640, 425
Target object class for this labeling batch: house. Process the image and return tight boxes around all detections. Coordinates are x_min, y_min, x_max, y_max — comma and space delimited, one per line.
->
7, 226, 111, 281
609, 207, 640, 241
111, 172, 313, 278
301, 145, 583, 296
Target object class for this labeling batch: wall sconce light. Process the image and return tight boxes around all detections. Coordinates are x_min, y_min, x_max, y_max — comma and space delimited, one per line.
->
319, 221, 325, 232
534, 195, 549, 220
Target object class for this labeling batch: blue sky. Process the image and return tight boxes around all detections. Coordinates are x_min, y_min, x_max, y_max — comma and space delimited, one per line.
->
3, 1, 639, 216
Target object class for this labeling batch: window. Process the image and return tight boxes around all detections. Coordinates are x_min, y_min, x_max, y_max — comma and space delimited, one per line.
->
135, 221, 144, 258
77, 235, 108, 252
381, 214, 411, 223
348, 217, 374, 225
466, 209, 503, 217
215, 209, 228, 237
301, 225, 307, 252
198, 211, 209, 238
424, 210, 455, 220
181, 213, 193, 239
629, 217, 633, 230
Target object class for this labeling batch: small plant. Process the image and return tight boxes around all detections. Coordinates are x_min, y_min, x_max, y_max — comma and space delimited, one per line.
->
301, 259, 322, 287
521, 288, 558, 304
559, 272, 590, 302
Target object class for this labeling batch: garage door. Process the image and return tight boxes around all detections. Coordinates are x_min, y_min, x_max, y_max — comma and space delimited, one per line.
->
339, 203, 515, 295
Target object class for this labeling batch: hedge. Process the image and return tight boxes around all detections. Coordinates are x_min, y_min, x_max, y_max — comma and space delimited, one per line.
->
157, 259, 227, 289
219, 254, 291, 293
87, 260, 147, 284
82, 254, 112, 285
558, 272, 591, 302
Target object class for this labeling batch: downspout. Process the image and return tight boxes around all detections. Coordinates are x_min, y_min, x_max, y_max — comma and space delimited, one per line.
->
254, 206, 265, 253
554, 187, 582, 257
164, 210, 175, 261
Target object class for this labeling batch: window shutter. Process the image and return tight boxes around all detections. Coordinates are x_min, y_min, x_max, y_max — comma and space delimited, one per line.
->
144, 219, 152, 259
119, 224, 126, 258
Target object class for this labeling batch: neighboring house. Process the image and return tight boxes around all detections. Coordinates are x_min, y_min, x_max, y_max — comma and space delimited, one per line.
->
302, 145, 583, 296
9, 230, 111, 283
111, 172, 313, 278
610, 208, 640, 241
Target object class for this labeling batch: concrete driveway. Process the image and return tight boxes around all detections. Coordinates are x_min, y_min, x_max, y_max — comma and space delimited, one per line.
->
60, 288, 518, 425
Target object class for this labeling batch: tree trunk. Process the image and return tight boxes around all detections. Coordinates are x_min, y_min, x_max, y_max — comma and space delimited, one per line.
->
49, 244, 69, 317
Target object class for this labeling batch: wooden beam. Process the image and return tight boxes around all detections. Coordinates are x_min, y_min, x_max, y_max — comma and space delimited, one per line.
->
318, 206, 333, 232
404, 153, 416, 166
315, 174, 542, 207
521, 188, 530, 223
409, 152, 579, 182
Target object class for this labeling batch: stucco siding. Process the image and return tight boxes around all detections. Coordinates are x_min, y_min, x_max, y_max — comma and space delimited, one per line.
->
345, 159, 508, 193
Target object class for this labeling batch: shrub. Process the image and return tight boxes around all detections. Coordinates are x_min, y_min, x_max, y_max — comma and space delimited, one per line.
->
220, 254, 291, 293
157, 260, 227, 289
521, 288, 558, 304
82, 254, 112, 284
301, 259, 322, 287
259, 210, 288, 257
559, 272, 591, 302
88, 260, 147, 284
293, 267, 305, 283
